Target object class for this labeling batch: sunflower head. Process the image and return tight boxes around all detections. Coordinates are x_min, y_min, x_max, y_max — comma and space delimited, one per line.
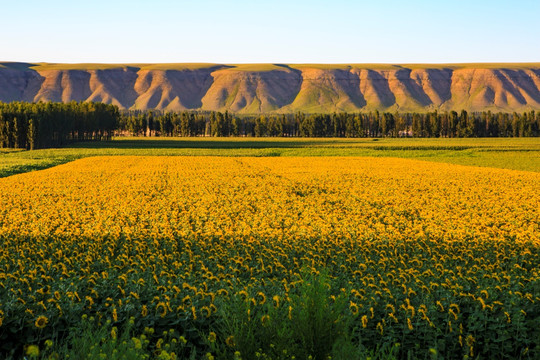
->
256, 292, 266, 305
272, 295, 280, 308
350, 301, 359, 315
26, 345, 40, 357
361, 315, 368, 328
226, 335, 236, 348
35, 315, 48, 329
201, 306, 211, 318
261, 314, 270, 327
156, 302, 167, 318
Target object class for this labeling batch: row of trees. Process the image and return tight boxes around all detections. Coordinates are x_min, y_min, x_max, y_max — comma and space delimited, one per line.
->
1, 101, 539, 149
0, 101, 119, 149
120, 109, 540, 138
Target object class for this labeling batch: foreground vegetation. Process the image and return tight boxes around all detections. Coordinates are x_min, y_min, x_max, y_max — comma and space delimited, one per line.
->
0, 156, 538, 359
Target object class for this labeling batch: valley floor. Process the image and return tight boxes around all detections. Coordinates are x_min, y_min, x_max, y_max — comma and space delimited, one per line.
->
1, 137, 539, 178
0, 139, 538, 359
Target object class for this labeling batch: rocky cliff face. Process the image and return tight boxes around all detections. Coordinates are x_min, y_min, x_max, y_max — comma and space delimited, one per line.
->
1, 62, 539, 113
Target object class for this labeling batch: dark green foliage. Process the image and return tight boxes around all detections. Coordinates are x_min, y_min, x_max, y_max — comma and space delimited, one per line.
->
0, 101, 119, 149
209, 270, 351, 360
119, 109, 540, 138
0, 101, 538, 151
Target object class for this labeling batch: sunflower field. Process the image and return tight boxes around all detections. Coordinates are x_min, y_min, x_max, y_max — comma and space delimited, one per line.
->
0, 156, 538, 359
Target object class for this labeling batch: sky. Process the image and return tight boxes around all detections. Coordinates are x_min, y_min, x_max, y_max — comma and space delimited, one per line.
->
1, 0, 538, 64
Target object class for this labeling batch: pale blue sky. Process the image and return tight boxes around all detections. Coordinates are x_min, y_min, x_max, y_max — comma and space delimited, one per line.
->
1, 0, 538, 64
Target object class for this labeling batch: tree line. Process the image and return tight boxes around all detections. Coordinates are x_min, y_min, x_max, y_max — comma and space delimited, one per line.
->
0, 101, 118, 149
121, 109, 540, 138
1, 101, 539, 150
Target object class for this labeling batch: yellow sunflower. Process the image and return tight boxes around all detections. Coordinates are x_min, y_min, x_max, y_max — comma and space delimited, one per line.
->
35, 315, 48, 329
226, 335, 236, 348
349, 301, 359, 315
156, 302, 167, 318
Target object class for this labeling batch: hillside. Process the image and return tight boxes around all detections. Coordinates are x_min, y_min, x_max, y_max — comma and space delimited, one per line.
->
1, 62, 539, 113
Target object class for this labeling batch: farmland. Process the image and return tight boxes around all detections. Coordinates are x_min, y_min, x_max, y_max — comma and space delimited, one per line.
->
0, 138, 539, 359
1, 137, 539, 179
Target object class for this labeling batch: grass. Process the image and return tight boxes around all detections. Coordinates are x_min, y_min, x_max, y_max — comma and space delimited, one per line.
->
296, 63, 540, 70
137, 63, 223, 71
5, 62, 537, 71
227, 64, 295, 72
1, 138, 539, 178
23, 63, 224, 72
4, 62, 539, 73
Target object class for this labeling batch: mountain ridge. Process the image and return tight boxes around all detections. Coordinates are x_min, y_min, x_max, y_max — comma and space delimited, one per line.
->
1, 62, 539, 113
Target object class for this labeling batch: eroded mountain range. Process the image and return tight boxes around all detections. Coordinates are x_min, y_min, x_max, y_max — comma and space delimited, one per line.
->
1, 62, 539, 113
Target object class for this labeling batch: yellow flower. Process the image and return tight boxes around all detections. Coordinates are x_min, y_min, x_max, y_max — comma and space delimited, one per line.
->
156, 302, 167, 318
480, 290, 489, 299
450, 304, 462, 314
238, 290, 248, 301
132, 337, 142, 350
226, 335, 236, 348
201, 306, 211, 318
26, 345, 39, 357
256, 292, 266, 305
141, 305, 148, 317
376, 322, 384, 335
208, 332, 216, 343
112, 308, 118, 322
350, 301, 359, 315
261, 314, 270, 327
361, 315, 368, 328
466, 335, 475, 347
272, 295, 280, 308
407, 318, 413, 331
35, 315, 48, 329
477, 297, 486, 310
466, 334, 475, 356
111, 327, 118, 340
